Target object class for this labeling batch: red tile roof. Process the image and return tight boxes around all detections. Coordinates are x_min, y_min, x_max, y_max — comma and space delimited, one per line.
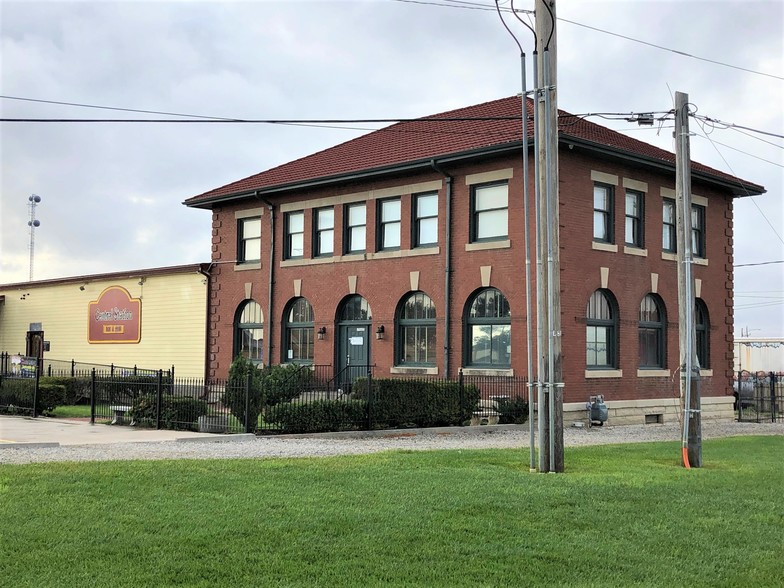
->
184, 96, 763, 206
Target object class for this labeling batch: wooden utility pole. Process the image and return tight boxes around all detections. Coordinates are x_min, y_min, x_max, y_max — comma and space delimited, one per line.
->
674, 91, 702, 468
535, 0, 564, 473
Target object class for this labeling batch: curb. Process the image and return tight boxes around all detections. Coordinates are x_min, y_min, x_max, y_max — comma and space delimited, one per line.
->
0, 442, 61, 450
175, 433, 257, 444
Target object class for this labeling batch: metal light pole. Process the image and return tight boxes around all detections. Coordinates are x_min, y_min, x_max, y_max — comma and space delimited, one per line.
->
27, 194, 42, 281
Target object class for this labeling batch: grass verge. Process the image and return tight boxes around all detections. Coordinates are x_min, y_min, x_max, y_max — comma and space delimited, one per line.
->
1, 436, 782, 587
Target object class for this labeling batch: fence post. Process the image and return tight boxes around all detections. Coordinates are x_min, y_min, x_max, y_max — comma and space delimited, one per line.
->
366, 367, 374, 431
32, 359, 41, 418
90, 368, 96, 425
244, 372, 252, 434
771, 372, 777, 423
171, 365, 175, 381
156, 369, 163, 430
71, 359, 75, 378
459, 369, 464, 422
111, 363, 115, 378
47, 364, 52, 377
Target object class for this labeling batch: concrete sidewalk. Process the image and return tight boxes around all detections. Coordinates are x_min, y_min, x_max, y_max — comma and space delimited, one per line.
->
0, 416, 238, 447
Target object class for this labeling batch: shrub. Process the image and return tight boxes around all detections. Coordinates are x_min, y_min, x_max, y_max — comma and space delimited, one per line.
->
38, 376, 92, 405
36, 384, 67, 415
129, 394, 208, 430
261, 364, 313, 406
0, 377, 36, 414
266, 400, 367, 434
223, 356, 266, 432
352, 378, 480, 429
496, 396, 529, 424
94, 373, 172, 407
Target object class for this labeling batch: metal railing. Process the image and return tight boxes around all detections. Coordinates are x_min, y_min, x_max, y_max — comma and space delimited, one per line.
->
1, 357, 531, 434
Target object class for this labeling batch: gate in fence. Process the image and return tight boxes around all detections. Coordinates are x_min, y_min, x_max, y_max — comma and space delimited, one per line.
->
735, 370, 782, 423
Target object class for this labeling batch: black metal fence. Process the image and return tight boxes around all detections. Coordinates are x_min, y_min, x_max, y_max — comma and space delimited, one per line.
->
0, 352, 172, 379
1, 357, 530, 435
735, 370, 782, 423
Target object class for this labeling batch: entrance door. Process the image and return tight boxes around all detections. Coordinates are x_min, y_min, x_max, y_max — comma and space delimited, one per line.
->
336, 295, 372, 391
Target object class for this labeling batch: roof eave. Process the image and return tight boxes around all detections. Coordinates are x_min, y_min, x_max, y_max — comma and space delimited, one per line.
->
562, 134, 765, 197
183, 142, 523, 209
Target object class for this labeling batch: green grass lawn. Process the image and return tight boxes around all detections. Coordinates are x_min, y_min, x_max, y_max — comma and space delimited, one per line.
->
1, 436, 782, 587
49, 405, 93, 418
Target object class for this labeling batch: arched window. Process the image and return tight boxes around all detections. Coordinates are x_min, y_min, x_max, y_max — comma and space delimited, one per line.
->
695, 298, 710, 369
339, 295, 372, 321
465, 288, 511, 368
396, 291, 436, 366
639, 294, 666, 369
284, 297, 314, 364
586, 289, 618, 369
234, 300, 264, 364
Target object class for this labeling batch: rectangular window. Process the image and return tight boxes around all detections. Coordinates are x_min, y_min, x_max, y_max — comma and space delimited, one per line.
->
345, 203, 366, 253
692, 204, 706, 258
662, 198, 676, 253
314, 207, 334, 257
625, 190, 644, 248
471, 182, 508, 242
593, 183, 613, 243
285, 211, 304, 259
413, 192, 438, 247
378, 198, 401, 251
238, 217, 261, 263
402, 325, 436, 365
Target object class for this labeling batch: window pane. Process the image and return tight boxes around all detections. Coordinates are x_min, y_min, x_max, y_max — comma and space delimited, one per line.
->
349, 226, 366, 251
663, 201, 674, 223
417, 194, 438, 217
625, 193, 638, 216
243, 218, 261, 239
318, 208, 334, 229
471, 325, 492, 365
243, 239, 260, 261
289, 212, 304, 233
348, 204, 366, 226
593, 211, 607, 240
418, 217, 438, 245
290, 233, 304, 258
639, 328, 659, 367
593, 186, 608, 210
381, 199, 401, 222
319, 230, 333, 255
476, 209, 508, 239
475, 184, 508, 210
383, 221, 401, 249
491, 324, 511, 365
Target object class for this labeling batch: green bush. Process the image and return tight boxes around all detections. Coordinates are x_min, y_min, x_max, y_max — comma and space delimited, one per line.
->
39, 376, 91, 404
36, 384, 67, 415
0, 377, 36, 414
496, 396, 529, 424
266, 400, 367, 434
129, 394, 208, 430
95, 374, 172, 406
223, 356, 266, 432
352, 378, 480, 429
261, 364, 313, 406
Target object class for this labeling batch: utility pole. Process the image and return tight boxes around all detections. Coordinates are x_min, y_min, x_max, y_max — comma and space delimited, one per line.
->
674, 91, 702, 468
535, 0, 564, 473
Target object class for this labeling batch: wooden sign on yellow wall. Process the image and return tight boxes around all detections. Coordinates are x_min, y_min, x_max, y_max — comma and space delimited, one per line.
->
88, 286, 141, 344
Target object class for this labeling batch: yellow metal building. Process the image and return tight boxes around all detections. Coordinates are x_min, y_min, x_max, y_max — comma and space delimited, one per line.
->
0, 264, 210, 379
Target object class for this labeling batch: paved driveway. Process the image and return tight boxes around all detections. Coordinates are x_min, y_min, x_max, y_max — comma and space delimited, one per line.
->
0, 415, 224, 447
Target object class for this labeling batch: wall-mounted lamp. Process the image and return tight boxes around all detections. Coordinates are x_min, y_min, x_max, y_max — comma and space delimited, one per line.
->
79, 282, 87, 291
138, 277, 146, 286
375, 325, 385, 340
317, 326, 327, 341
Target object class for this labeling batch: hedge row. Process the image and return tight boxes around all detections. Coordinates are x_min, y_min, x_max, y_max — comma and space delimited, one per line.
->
129, 393, 208, 430
266, 400, 367, 434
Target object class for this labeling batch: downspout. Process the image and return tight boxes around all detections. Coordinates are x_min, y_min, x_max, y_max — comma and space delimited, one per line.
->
255, 192, 275, 367
430, 160, 452, 378
197, 262, 214, 382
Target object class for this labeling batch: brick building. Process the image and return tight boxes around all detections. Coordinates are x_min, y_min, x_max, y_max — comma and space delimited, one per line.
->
184, 96, 764, 424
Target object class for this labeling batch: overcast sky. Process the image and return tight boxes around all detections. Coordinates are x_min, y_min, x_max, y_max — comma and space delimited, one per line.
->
1, 0, 782, 337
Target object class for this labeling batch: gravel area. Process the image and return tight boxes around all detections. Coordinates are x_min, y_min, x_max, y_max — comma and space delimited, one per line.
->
1, 420, 782, 465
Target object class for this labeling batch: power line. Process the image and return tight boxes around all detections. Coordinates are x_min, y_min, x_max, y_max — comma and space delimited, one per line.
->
388, 0, 784, 81
734, 260, 784, 268
692, 113, 784, 141
692, 131, 784, 169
